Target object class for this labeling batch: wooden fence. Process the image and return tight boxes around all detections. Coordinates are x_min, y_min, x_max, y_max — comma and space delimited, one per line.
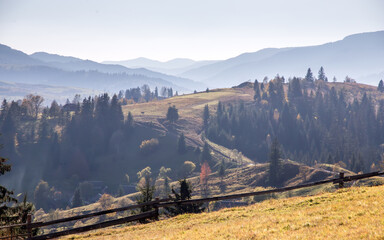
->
1, 171, 383, 240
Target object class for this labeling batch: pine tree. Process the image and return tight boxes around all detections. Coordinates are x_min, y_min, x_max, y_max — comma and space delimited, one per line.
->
0, 142, 17, 224
203, 104, 210, 129
305, 68, 314, 82
269, 138, 282, 187
166, 179, 204, 215
49, 100, 60, 118
72, 188, 83, 208
126, 111, 134, 130
378, 80, 384, 92
254, 79, 261, 101
318, 66, 326, 81
136, 175, 155, 219
201, 142, 212, 165
178, 133, 187, 154
166, 105, 179, 122
218, 159, 226, 179
218, 160, 226, 192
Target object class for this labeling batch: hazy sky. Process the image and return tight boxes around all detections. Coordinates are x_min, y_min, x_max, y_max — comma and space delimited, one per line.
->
0, 0, 383, 62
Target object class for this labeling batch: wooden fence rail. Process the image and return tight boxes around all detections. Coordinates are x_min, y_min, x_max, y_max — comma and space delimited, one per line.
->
158, 171, 384, 207
1, 171, 383, 240
30, 210, 157, 240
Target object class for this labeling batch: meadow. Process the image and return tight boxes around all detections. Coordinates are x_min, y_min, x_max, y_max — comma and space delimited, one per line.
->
62, 184, 384, 240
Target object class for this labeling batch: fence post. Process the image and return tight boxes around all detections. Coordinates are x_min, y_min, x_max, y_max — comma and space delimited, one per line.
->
27, 214, 32, 239
10, 226, 13, 240
339, 172, 344, 188
154, 198, 160, 220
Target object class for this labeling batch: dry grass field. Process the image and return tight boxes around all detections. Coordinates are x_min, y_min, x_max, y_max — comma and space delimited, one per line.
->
62, 184, 384, 240
121, 87, 254, 147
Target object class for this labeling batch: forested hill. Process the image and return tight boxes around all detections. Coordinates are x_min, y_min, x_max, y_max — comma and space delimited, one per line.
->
1, 76, 384, 212
206, 77, 384, 174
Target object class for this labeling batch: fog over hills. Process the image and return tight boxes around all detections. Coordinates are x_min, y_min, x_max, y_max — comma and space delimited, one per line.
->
0, 44, 206, 102
103, 57, 218, 76
179, 31, 384, 87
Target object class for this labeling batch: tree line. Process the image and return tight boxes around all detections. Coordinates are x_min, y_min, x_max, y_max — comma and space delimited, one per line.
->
205, 72, 384, 175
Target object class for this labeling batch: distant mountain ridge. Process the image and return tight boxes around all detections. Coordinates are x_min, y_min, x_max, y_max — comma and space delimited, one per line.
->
178, 31, 384, 87
0, 44, 207, 102
29, 51, 205, 91
103, 57, 219, 76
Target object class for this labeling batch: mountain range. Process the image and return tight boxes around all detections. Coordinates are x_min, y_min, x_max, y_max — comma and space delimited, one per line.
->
103, 57, 218, 76
0, 44, 206, 103
177, 31, 384, 87
0, 30, 383, 102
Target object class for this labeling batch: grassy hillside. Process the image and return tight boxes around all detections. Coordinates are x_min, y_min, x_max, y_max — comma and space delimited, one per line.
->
34, 160, 384, 228
63, 184, 384, 240
122, 87, 254, 148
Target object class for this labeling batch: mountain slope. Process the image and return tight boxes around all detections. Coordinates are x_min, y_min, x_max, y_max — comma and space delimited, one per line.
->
0, 44, 42, 65
181, 47, 290, 82
180, 31, 384, 87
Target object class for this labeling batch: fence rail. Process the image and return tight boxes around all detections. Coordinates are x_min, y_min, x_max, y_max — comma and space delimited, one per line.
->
1, 171, 383, 240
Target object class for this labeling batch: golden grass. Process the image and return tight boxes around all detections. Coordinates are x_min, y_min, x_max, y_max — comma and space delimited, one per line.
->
62, 184, 384, 240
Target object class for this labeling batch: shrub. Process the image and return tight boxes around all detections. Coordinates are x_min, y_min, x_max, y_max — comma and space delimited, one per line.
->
98, 193, 114, 210
139, 138, 159, 155
180, 161, 196, 178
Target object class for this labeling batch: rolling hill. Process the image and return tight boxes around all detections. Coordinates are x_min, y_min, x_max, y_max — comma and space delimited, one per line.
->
180, 31, 384, 87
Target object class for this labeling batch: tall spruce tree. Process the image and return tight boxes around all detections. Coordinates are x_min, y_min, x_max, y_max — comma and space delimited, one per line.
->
269, 138, 282, 187
305, 68, 314, 82
166, 179, 204, 215
378, 80, 384, 92
254, 79, 261, 101
203, 104, 210, 129
318, 66, 326, 81
166, 105, 179, 122
178, 133, 187, 154
0, 142, 17, 224
72, 188, 83, 208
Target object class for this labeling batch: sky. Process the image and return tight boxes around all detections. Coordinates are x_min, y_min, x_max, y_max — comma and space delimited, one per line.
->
0, 0, 383, 62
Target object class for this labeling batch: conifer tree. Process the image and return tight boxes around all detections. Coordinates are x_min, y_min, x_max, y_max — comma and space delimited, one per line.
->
72, 188, 83, 208
318, 66, 326, 81
203, 104, 210, 129
166, 179, 204, 215
201, 142, 212, 165
254, 79, 261, 101
0, 143, 17, 223
218, 160, 226, 192
305, 68, 314, 82
166, 105, 179, 122
178, 133, 187, 154
269, 138, 282, 187
378, 80, 384, 92
136, 174, 155, 217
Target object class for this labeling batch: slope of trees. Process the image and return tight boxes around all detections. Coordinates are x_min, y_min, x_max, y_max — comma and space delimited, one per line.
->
0, 92, 200, 211
206, 76, 384, 172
